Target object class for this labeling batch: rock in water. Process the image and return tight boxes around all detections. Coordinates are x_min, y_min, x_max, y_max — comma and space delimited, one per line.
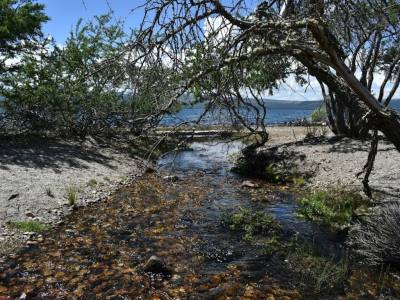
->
162, 175, 180, 182
143, 255, 171, 276
241, 180, 259, 189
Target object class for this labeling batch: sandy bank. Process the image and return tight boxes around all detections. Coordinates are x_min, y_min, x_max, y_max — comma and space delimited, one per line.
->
0, 136, 145, 254
265, 126, 400, 198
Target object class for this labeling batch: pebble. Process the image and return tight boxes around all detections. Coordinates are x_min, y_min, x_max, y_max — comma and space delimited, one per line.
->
26, 241, 38, 246
241, 180, 260, 189
162, 175, 181, 182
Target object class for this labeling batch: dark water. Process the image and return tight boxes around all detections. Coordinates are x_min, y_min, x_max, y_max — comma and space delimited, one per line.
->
161, 100, 400, 125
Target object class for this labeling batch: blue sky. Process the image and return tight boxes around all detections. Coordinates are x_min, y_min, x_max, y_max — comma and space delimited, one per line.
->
38, 1, 398, 101
39, 0, 322, 100
40, 0, 144, 42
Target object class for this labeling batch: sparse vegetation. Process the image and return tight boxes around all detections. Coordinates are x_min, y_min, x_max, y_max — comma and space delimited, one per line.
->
235, 158, 307, 186
350, 202, 400, 267
298, 188, 371, 231
222, 207, 280, 242
8, 220, 49, 233
287, 238, 349, 294
87, 179, 98, 188
66, 187, 78, 206
45, 187, 55, 198
311, 106, 327, 123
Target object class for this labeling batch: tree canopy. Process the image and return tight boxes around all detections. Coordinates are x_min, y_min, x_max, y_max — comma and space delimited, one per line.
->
0, 0, 48, 72
128, 0, 400, 150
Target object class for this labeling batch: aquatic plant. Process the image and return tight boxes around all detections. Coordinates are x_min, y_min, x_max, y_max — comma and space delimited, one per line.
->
297, 188, 370, 231
350, 202, 400, 267
222, 207, 280, 242
258, 236, 283, 256
287, 241, 349, 294
8, 220, 49, 232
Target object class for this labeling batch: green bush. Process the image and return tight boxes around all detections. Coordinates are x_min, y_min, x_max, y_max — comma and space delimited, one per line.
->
0, 14, 173, 136
311, 105, 327, 123
298, 188, 371, 230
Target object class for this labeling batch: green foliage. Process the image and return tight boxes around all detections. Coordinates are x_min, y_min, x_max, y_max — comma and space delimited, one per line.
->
298, 188, 371, 230
257, 236, 283, 256
222, 207, 280, 242
66, 187, 78, 206
311, 106, 327, 123
87, 179, 98, 188
8, 220, 48, 232
0, 14, 162, 136
264, 165, 305, 184
287, 237, 349, 294
0, 0, 48, 70
234, 157, 306, 186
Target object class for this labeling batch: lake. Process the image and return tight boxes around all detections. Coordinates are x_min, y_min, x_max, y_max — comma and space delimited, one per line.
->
161, 99, 400, 125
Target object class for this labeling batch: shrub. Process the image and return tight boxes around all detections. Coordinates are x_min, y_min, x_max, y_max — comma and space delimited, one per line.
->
311, 105, 327, 123
349, 202, 400, 267
298, 188, 370, 231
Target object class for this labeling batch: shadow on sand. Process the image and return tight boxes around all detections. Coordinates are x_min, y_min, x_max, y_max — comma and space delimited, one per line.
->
0, 136, 117, 171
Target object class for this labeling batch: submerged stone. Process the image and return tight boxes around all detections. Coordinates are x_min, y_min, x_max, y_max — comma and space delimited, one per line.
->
241, 180, 259, 189
143, 255, 172, 276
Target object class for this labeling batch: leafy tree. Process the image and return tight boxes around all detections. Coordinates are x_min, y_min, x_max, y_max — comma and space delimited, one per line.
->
1, 15, 137, 135
129, 0, 400, 146
0, 0, 48, 73
127, 0, 400, 193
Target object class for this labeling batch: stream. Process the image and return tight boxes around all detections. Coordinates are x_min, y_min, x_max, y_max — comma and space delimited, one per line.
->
0, 140, 399, 299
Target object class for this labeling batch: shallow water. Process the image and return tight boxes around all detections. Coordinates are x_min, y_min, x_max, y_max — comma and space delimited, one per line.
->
0, 140, 399, 299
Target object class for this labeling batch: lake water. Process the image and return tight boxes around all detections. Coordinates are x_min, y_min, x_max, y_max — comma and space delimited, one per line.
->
161, 100, 400, 125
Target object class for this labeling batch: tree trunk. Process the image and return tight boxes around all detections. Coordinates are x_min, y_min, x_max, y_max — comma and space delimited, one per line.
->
324, 91, 369, 138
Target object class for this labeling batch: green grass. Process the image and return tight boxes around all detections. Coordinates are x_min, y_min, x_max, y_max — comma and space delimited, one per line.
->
287, 237, 349, 294
297, 187, 371, 231
8, 220, 49, 232
87, 178, 98, 188
222, 207, 280, 242
66, 187, 78, 206
223, 208, 349, 293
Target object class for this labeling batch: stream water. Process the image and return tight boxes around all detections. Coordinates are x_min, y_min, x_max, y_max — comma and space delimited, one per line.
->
0, 140, 399, 299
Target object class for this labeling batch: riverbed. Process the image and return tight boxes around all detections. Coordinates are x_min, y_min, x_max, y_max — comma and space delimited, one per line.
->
0, 139, 399, 298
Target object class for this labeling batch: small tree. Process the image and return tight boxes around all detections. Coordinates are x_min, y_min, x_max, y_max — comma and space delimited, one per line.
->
1, 15, 140, 136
